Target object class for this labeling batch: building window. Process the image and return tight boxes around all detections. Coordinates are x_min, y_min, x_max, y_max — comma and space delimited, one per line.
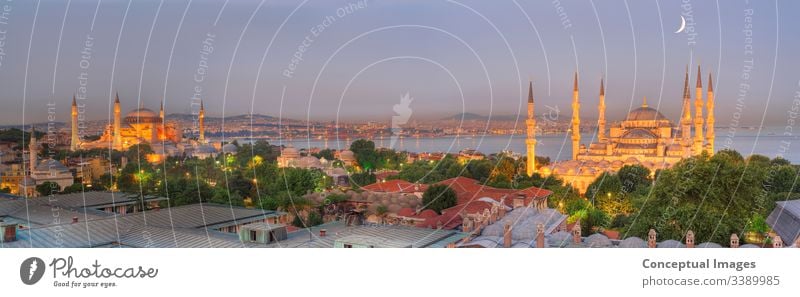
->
343, 244, 352, 248
250, 230, 257, 242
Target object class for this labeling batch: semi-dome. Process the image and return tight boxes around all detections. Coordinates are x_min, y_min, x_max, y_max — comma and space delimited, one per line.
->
621, 128, 658, 139
626, 106, 668, 121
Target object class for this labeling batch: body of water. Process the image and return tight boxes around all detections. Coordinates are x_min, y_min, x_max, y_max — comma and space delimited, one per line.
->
240, 126, 800, 163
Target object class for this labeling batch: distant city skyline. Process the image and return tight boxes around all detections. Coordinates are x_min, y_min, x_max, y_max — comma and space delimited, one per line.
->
1, 0, 798, 126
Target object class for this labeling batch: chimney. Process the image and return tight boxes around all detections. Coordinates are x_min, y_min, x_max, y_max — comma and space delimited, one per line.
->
773, 236, 783, 248
572, 221, 581, 244
730, 234, 740, 248
0, 222, 17, 243
462, 217, 472, 233
499, 199, 507, 217
536, 223, 545, 248
795, 237, 800, 248
503, 223, 513, 248
319, 229, 327, 237
446, 242, 456, 248
72, 216, 79, 224
685, 230, 695, 248
648, 229, 657, 248
513, 194, 526, 209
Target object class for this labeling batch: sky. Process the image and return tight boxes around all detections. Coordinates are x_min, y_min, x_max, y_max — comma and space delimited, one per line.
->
0, 0, 798, 126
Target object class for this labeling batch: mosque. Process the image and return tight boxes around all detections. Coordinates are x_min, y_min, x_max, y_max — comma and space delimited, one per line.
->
528, 66, 716, 194
74, 94, 215, 162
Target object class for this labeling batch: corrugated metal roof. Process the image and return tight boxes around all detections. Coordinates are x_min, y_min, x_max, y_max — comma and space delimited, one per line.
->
767, 200, 800, 244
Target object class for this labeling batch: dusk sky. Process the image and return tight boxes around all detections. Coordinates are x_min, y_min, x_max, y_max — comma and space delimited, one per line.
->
1, 0, 798, 126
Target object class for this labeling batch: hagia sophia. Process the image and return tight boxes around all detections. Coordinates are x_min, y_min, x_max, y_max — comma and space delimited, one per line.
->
529, 66, 716, 193
77, 93, 192, 162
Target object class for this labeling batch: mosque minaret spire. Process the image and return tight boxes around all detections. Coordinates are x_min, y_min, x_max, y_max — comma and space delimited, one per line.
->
706, 73, 715, 155
113, 92, 122, 150
70, 94, 79, 151
597, 77, 606, 142
681, 66, 693, 157
526, 81, 537, 176
571, 71, 581, 160
694, 65, 705, 155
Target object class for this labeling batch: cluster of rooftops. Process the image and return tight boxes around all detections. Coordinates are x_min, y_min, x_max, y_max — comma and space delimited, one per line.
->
0, 189, 798, 248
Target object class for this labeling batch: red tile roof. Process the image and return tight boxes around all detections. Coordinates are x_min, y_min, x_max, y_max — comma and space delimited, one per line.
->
375, 170, 400, 181
435, 177, 553, 213
361, 179, 427, 193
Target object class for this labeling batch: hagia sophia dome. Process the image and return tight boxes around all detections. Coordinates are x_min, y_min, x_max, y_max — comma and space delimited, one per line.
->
125, 107, 161, 123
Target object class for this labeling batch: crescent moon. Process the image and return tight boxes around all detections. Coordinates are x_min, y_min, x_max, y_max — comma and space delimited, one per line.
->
674, 15, 686, 33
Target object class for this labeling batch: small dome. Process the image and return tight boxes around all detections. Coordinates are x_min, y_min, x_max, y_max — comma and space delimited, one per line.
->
339, 150, 355, 161
548, 231, 573, 248
697, 242, 722, 248
417, 209, 438, 219
585, 233, 612, 248
35, 159, 69, 172
281, 144, 300, 158
195, 144, 217, 153
297, 156, 322, 168
657, 240, 685, 248
222, 143, 238, 154
625, 157, 641, 164
739, 244, 760, 248
619, 237, 647, 248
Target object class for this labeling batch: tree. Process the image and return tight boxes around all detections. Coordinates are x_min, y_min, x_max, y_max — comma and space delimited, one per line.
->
465, 159, 492, 182
350, 139, 377, 170
617, 164, 651, 193
36, 181, 61, 196
421, 184, 457, 214
770, 157, 791, 166
349, 172, 376, 188
61, 183, 85, 194
625, 152, 768, 246
313, 148, 336, 161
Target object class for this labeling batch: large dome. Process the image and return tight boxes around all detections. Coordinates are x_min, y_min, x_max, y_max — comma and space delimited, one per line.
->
626, 106, 668, 121
125, 108, 161, 123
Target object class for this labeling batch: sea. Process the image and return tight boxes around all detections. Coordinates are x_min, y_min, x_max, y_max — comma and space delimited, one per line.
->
240, 126, 800, 164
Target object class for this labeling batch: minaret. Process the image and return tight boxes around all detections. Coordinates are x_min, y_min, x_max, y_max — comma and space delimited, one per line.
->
705, 73, 715, 155
112, 93, 122, 150
681, 66, 693, 157
597, 77, 606, 142
159, 100, 165, 121
693, 65, 704, 155
29, 127, 37, 174
70, 94, 79, 151
526, 82, 537, 176
198, 100, 206, 143
571, 72, 581, 160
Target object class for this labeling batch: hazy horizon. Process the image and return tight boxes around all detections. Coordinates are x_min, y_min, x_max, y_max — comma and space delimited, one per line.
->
1, 0, 798, 126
